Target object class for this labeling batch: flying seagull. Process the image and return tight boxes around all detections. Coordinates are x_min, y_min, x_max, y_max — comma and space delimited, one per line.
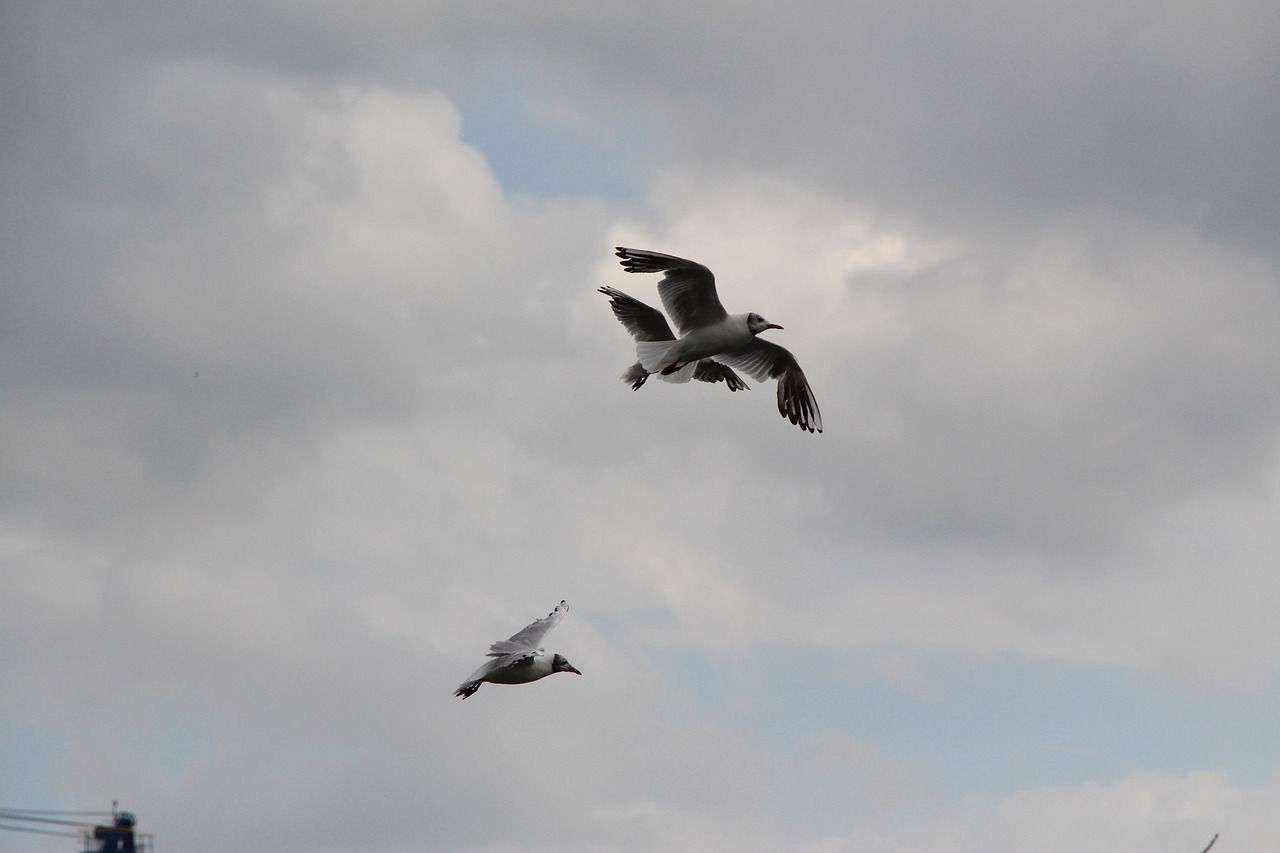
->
609, 247, 822, 433
598, 285, 748, 392
454, 600, 581, 699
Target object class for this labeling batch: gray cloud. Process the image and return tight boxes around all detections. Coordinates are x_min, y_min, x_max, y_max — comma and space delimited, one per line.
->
487, 2, 1280, 246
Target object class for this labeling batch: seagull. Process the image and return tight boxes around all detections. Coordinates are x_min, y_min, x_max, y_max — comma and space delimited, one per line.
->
454, 600, 581, 699
610, 247, 822, 433
598, 285, 749, 392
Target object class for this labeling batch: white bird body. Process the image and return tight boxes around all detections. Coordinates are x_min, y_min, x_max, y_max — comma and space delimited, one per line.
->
454, 600, 580, 699
607, 247, 823, 433
473, 651, 559, 685
635, 314, 757, 378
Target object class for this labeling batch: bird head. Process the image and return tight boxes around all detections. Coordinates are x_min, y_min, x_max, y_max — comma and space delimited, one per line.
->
747, 312, 783, 335
552, 654, 581, 676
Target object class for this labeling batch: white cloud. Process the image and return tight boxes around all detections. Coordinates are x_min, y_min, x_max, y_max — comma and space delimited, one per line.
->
835, 770, 1280, 853
3, 4, 1280, 852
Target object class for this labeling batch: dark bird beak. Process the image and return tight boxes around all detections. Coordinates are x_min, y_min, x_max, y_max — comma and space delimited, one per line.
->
766, 323, 783, 330
567, 664, 582, 675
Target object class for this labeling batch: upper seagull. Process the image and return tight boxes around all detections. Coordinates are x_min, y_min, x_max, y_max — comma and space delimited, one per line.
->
454, 600, 581, 699
608, 247, 822, 433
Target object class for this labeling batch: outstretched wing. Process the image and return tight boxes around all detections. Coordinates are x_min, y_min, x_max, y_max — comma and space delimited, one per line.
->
721, 340, 822, 433
615, 247, 727, 334
692, 360, 749, 391
598, 286, 676, 341
487, 600, 568, 656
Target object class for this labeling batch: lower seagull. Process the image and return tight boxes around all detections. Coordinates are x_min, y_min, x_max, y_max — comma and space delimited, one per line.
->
454, 600, 581, 699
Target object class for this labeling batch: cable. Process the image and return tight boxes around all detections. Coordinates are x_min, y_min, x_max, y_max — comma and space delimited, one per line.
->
0, 808, 114, 816
0, 821, 84, 838
0, 811, 97, 828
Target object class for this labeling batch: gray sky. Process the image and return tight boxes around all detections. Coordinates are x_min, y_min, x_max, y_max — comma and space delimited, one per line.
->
3, 3, 1279, 851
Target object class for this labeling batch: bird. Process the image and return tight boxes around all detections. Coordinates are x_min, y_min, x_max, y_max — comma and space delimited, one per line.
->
609, 247, 822, 433
598, 285, 749, 392
454, 600, 581, 699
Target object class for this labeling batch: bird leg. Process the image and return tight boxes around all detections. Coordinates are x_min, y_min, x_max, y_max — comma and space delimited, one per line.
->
660, 361, 686, 376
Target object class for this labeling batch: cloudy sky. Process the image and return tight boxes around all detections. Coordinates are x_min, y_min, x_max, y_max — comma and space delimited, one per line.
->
3, 3, 1279, 851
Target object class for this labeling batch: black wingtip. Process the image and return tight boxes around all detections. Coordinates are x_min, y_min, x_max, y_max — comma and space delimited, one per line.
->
615, 247, 642, 273
776, 388, 822, 434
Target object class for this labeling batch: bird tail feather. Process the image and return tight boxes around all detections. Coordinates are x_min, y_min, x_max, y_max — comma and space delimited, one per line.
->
635, 340, 673, 372
620, 363, 649, 390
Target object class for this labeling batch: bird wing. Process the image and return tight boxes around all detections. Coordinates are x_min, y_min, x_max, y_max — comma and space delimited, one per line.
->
487, 600, 567, 656
691, 360, 750, 391
615, 247, 727, 334
720, 340, 823, 433
459, 656, 502, 687
597, 286, 676, 341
